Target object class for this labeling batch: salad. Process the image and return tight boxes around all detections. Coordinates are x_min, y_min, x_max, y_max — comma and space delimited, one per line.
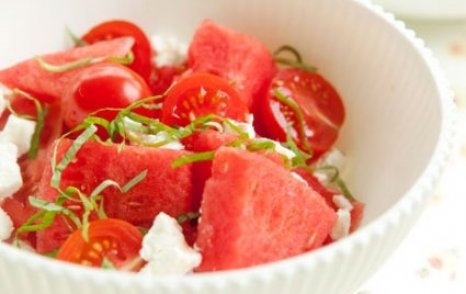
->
0, 19, 364, 273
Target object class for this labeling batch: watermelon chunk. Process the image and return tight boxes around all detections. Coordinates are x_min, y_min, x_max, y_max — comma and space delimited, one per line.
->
0, 37, 134, 102
35, 139, 193, 253
195, 147, 336, 271
188, 20, 277, 109
294, 168, 365, 232
183, 130, 238, 210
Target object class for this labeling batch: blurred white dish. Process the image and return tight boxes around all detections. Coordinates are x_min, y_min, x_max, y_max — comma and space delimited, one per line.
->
0, 0, 455, 294
373, 0, 466, 20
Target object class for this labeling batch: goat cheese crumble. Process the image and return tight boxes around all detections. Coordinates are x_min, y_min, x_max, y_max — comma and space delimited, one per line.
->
224, 114, 256, 139
140, 212, 201, 275
330, 194, 354, 240
0, 88, 6, 116
0, 115, 36, 157
123, 117, 184, 150
0, 142, 22, 200
0, 207, 13, 241
313, 148, 346, 184
151, 35, 187, 67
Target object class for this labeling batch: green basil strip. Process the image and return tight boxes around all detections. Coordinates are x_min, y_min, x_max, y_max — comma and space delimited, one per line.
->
171, 151, 216, 168
51, 125, 97, 189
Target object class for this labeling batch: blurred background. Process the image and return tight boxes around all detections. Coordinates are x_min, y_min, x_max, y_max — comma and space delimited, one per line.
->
359, 1, 466, 293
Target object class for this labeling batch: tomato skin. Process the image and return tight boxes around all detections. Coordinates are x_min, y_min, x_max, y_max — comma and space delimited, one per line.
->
62, 63, 153, 129
82, 20, 153, 82
56, 218, 143, 270
161, 72, 248, 126
256, 68, 345, 156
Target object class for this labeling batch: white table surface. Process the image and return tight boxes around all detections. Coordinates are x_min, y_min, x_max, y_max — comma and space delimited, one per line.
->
358, 18, 466, 294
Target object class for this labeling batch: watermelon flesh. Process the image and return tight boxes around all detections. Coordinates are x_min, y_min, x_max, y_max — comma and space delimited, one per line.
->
0, 37, 134, 102
195, 147, 337, 271
35, 139, 193, 253
183, 130, 238, 210
188, 20, 277, 109
293, 168, 365, 233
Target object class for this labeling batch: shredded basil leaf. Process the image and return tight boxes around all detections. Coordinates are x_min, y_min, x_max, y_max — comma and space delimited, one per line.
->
223, 118, 249, 139
171, 151, 216, 168
273, 45, 317, 73
36, 51, 135, 74
8, 89, 48, 159
177, 211, 200, 224
35, 56, 95, 73
273, 89, 312, 153
313, 165, 340, 183
274, 45, 303, 63
90, 169, 148, 197
336, 178, 356, 202
43, 249, 59, 258
109, 51, 134, 65
101, 257, 116, 270
51, 125, 97, 189
274, 57, 317, 73
66, 27, 88, 47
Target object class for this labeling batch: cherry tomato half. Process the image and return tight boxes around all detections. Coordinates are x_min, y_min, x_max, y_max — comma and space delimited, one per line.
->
56, 218, 143, 270
161, 72, 248, 126
62, 63, 154, 129
82, 20, 153, 82
257, 68, 345, 156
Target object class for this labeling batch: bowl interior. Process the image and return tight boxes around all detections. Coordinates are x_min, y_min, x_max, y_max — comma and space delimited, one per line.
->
0, 0, 442, 227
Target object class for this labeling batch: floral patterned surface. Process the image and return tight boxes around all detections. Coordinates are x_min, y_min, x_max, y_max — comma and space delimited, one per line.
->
357, 19, 466, 294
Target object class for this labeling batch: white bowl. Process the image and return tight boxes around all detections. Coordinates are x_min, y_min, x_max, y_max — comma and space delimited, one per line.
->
0, 0, 454, 293
373, 0, 466, 20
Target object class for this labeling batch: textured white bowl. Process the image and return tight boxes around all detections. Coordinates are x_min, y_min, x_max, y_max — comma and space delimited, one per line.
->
0, 0, 455, 294
373, 0, 466, 20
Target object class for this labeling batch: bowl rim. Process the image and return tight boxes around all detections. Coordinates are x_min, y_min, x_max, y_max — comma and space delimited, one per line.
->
0, 0, 456, 289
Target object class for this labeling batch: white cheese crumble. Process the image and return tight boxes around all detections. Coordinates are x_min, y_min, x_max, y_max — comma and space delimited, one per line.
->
330, 209, 351, 241
0, 90, 6, 116
123, 117, 184, 150
317, 148, 346, 170
0, 115, 36, 157
0, 83, 12, 116
291, 172, 308, 186
254, 138, 296, 160
333, 194, 353, 211
224, 114, 256, 139
330, 195, 354, 240
139, 212, 201, 275
151, 35, 187, 67
0, 142, 23, 200
143, 132, 185, 150
0, 207, 13, 241
313, 148, 346, 184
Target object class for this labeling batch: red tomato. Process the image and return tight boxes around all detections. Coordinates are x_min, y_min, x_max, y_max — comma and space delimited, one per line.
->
82, 20, 153, 82
62, 63, 154, 129
257, 68, 345, 156
161, 72, 248, 126
56, 218, 143, 270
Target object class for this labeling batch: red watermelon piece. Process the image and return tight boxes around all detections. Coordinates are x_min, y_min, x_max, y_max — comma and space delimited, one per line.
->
183, 130, 238, 210
188, 20, 277, 109
195, 147, 336, 271
35, 139, 193, 253
0, 37, 135, 102
293, 168, 365, 232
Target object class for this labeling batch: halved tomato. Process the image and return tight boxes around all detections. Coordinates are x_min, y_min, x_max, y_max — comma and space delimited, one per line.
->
82, 20, 153, 82
62, 63, 154, 130
56, 218, 144, 270
161, 72, 248, 126
256, 68, 345, 157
